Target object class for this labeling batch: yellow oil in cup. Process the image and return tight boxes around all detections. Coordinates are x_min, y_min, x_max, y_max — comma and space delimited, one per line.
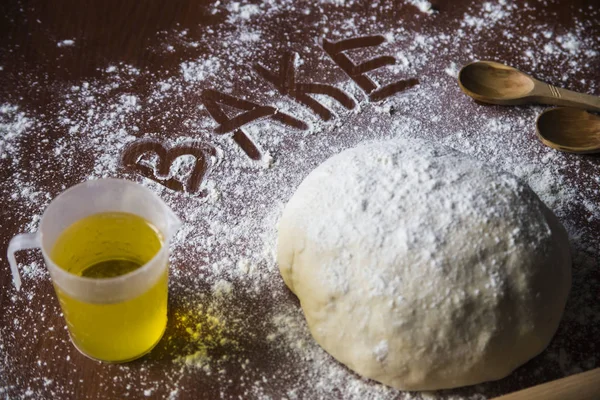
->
51, 212, 168, 362
7, 179, 181, 363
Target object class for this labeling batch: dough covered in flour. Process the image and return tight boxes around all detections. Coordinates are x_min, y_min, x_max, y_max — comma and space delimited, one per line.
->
277, 138, 571, 390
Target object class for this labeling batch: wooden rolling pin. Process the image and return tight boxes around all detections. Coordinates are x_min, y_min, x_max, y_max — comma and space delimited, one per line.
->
492, 368, 600, 400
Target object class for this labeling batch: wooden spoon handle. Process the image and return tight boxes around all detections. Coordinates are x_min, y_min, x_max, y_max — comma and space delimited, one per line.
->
533, 82, 600, 112
491, 368, 600, 400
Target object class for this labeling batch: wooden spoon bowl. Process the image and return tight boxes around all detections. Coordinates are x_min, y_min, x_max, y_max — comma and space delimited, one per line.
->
536, 108, 600, 154
458, 61, 535, 104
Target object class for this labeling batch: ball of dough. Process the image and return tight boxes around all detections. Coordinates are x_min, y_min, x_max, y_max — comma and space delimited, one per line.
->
277, 138, 571, 390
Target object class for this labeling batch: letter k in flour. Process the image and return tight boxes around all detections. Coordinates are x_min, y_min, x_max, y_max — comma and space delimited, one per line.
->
254, 51, 356, 121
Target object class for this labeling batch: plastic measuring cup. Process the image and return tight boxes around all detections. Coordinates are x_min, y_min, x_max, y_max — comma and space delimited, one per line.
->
7, 178, 181, 362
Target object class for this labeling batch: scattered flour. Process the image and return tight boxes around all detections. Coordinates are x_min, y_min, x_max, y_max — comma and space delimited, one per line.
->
57, 39, 75, 47
0, 104, 34, 156
180, 57, 221, 83
444, 62, 459, 77
1, 0, 599, 399
408, 0, 435, 15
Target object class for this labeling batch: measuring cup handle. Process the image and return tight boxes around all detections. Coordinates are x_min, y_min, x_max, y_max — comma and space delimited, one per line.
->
7, 232, 41, 291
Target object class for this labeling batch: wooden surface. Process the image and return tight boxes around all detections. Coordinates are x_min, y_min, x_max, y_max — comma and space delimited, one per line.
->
492, 368, 600, 400
1, 1, 599, 399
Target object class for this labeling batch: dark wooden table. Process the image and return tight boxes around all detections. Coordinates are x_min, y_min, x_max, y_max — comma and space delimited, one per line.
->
1, 0, 599, 399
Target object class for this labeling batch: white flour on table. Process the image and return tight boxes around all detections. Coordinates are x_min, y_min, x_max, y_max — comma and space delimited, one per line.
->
1, 0, 599, 399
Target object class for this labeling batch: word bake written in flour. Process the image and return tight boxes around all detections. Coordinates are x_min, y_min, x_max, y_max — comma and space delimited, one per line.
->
122, 35, 418, 194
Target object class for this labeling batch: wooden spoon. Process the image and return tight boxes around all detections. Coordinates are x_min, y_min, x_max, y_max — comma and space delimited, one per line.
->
491, 368, 600, 400
458, 61, 600, 112
536, 107, 600, 153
